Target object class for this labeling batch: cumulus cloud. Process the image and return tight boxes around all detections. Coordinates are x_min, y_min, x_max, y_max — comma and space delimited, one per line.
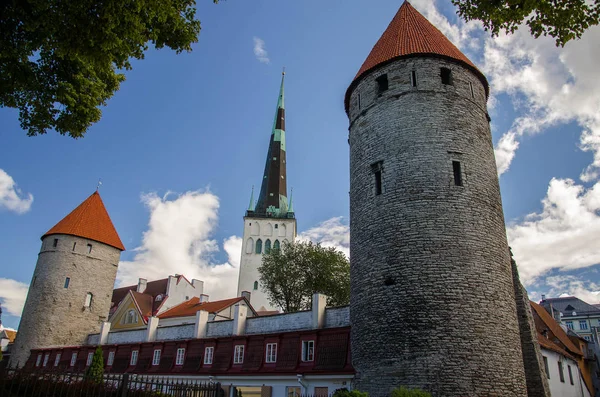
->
535, 275, 600, 304
298, 217, 350, 258
117, 190, 242, 301
253, 37, 270, 64
0, 278, 29, 318
0, 169, 33, 214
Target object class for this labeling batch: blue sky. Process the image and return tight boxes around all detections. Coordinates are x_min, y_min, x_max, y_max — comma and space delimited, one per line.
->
1, 0, 600, 330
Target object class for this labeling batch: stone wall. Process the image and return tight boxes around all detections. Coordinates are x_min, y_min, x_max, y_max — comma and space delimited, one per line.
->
206, 320, 233, 337
107, 329, 145, 345
347, 56, 528, 396
245, 311, 312, 335
11, 234, 121, 367
156, 324, 195, 341
324, 307, 350, 328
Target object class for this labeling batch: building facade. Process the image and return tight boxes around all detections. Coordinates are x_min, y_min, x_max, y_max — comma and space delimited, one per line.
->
237, 72, 297, 312
541, 297, 600, 342
345, 2, 529, 396
10, 192, 124, 367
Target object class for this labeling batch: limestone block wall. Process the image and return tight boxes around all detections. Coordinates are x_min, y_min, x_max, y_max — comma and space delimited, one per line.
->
107, 329, 145, 345
245, 311, 312, 335
206, 320, 233, 337
347, 57, 528, 396
324, 307, 350, 328
156, 324, 195, 341
11, 234, 121, 367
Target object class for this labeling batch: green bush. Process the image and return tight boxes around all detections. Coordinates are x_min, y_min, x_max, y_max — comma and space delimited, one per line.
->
333, 388, 369, 397
391, 387, 431, 397
84, 346, 104, 384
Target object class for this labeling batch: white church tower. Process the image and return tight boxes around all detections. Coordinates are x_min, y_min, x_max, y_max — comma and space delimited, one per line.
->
237, 72, 296, 312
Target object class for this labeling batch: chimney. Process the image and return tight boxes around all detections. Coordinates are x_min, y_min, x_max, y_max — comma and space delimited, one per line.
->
192, 279, 204, 296
241, 291, 251, 301
137, 278, 147, 293
541, 294, 546, 301
200, 294, 209, 303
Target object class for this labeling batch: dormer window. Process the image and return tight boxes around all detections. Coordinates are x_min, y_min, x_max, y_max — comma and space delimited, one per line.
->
155, 294, 163, 302
376, 74, 389, 94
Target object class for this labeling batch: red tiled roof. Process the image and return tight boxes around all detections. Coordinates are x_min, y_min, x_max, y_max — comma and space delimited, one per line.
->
43, 191, 125, 251
530, 301, 582, 356
112, 278, 168, 308
345, 1, 488, 112
130, 291, 153, 319
158, 297, 246, 319
537, 331, 576, 360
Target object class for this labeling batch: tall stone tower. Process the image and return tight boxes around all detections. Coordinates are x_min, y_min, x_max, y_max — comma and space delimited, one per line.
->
11, 191, 124, 367
237, 72, 297, 312
345, 3, 528, 396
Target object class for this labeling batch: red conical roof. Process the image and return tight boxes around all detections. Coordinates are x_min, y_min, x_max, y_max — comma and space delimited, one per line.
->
43, 191, 125, 251
345, 1, 488, 112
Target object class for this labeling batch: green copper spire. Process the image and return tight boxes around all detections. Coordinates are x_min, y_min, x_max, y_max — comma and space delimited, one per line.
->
248, 185, 255, 212
271, 70, 286, 151
288, 188, 294, 213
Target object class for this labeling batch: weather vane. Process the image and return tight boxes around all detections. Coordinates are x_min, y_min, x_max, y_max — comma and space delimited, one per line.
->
282, 66, 286, 75
96, 178, 102, 191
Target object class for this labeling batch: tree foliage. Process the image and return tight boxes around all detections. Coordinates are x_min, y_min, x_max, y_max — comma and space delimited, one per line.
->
0, 0, 218, 138
85, 346, 104, 384
452, 0, 600, 47
258, 241, 350, 312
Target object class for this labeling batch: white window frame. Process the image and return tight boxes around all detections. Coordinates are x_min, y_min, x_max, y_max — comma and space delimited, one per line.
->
302, 340, 315, 362
70, 352, 77, 367
36, 354, 42, 367
130, 350, 138, 366
233, 345, 244, 364
204, 346, 214, 365
43, 353, 50, 367
86, 352, 94, 366
107, 351, 115, 366
84, 292, 93, 308
54, 353, 61, 367
566, 321, 574, 330
176, 348, 186, 366
265, 343, 277, 363
152, 349, 161, 366
579, 320, 588, 330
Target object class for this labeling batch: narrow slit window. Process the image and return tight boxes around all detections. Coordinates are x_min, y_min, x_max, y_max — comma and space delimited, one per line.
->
411, 70, 417, 87
371, 161, 383, 195
84, 292, 93, 307
358, 93, 361, 109
72, 242, 77, 251
87, 244, 92, 254
64, 277, 70, 289
441, 68, 452, 85
53, 239, 58, 248
452, 161, 463, 186
469, 81, 475, 98
376, 74, 389, 93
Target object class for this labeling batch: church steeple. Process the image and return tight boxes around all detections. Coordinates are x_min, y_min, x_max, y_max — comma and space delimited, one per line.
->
251, 71, 293, 218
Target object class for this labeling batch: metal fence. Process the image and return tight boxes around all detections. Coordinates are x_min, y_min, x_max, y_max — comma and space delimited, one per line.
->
0, 367, 223, 397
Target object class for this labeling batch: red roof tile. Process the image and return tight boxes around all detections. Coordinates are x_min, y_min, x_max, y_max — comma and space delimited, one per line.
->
158, 297, 247, 319
530, 301, 582, 356
43, 191, 125, 251
130, 291, 153, 319
345, 1, 488, 112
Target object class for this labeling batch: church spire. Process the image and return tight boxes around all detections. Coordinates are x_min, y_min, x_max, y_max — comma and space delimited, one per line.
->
253, 71, 292, 218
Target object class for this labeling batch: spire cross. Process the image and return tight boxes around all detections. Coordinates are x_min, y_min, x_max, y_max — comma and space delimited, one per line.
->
96, 178, 102, 191
282, 66, 286, 75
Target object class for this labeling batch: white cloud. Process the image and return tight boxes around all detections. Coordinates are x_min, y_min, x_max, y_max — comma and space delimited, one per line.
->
0, 278, 29, 318
116, 190, 241, 301
298, 217, 350, 258
538, 275, 600, 304
253, 37, 270, 64
0, 169, 33, 214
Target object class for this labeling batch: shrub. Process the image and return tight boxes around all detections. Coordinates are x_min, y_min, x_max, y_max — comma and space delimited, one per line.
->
391, 387, 431, 397
85, 346, 104, 384
333, 388, 369, 397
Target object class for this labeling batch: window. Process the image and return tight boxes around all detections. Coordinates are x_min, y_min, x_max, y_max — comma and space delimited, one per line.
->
371, 161, 383, 195
203, 347, 213, 365
70, 352, 77, 367
43, 353, 50, 367
568, 365, 574, 385
580, 320, 588, 330
130, 350, 138, 366
469, 81, 475, 98
274, 224, 278, 229
411, 70, 417, 87
86, 352, 94, 366
315, 387, 329, 397
156, 294, 163, 302
358, 92, 361, 109
265, 239, 272, 254
566, 321, 574, 330
152, 349, 161, 366
53, 239, 58, 248
54, 353, 61, 367
72, 242, 77, 251
287, 387, 302, 397
64, 277, 70, 289
255, 239, 263, 254
558, 361, 565, 382
125, 310, 138, 324
584, 335, 592, 341
441, 67, 452, 85
543, 356, 550, 378
36, 354, 42, 367
253, 281, 259, 290
376, 74, 389, 93
175, 348, 185, 365
107, 351, 115, 366
234, 345, 244, 364
302, 340, 315, 362
273, 240, 280, 251
87, 244, 92, 254
84, 292, 93, 308
452, 161, 463, 186
266, 343, 277, 363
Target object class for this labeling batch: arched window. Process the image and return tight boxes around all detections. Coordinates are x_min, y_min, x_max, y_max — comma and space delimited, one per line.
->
265, 223, 273, 236
279, 224, 287, 237
255, 239, 263, 254
253, 281, 259, 290
125, 309, 138, 324
273, 240, 280, 251
84, 292, 93, 308
251, 222, 260, 236
265, 239, 272, 254
246, 238, 254, 254
155, 294, 163, 302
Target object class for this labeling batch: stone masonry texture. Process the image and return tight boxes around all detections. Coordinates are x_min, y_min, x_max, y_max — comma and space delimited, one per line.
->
511, 254, 551, 397
347, 57, 529, 396
11, 234, 121, 367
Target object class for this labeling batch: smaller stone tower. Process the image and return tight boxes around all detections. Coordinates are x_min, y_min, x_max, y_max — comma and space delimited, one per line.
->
10, 191, 124, 367
237, 72, 297, 311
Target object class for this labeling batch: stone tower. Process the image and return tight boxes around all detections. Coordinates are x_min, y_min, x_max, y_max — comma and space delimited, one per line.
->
345, 3, 528, 396
11, 191, 124, 367
237, 72, 297, 312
